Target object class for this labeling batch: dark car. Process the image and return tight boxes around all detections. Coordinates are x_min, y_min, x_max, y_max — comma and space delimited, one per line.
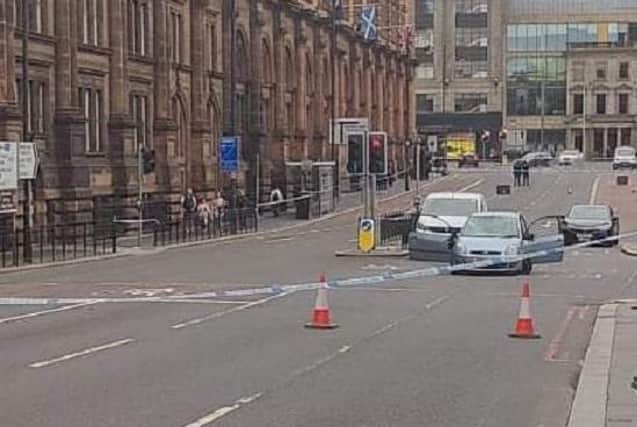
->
562, 205, 619, 247
521, 152, 553, 168
458, 154, 480, 168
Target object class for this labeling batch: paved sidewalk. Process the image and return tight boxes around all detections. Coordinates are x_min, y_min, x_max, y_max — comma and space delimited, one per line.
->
568, 303, 637, 427
594, 173, 637, 254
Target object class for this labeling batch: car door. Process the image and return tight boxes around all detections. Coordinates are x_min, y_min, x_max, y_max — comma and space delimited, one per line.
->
408, 231, 453, 262
523, 216, 565, 263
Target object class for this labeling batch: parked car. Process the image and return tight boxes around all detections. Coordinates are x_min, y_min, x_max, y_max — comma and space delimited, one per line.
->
521, 152, 553, 167
458, 154, 480, 168
612, 146, 637, 170
562, 205, 619, 247
450, 212, 564, 274
558, 150, 584, 166
408, 192, 487, 261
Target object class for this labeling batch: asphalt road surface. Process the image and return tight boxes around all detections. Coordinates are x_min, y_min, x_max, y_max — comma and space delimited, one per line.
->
1, 163, 636, 427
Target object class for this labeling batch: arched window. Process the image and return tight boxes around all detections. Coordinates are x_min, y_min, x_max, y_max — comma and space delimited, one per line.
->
322, 57, 330, 124
207, 100, 219, 158
172, 96, 186, 157
305, 53, 313, 132
235, 32, 249, 83
284, 47, 295, 131
262, 40, 273, 131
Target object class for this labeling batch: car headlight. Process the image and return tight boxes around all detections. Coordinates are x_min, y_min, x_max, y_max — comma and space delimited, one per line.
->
455, 242, 468, 255
416, 222, 428, 232
504, 245, 520, 255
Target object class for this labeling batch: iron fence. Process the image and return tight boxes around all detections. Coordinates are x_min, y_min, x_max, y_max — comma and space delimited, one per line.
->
0, 222, 118, 268
379, 212, 416, 248
153, 208, 258, 246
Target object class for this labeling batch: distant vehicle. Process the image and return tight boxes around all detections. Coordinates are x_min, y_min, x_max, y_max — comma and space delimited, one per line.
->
446, 135, 475, 161
431, 157, 448, 176
408, 192, 487, 261
521, 152, 553, 167
458, 154, 480, 168
450, 212, 564, 275
557, 150, 584, 166
562, 205, 619, 247
612, 146, 637, 170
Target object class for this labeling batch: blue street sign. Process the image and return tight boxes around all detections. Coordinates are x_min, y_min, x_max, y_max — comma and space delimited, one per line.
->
219, 136, 240, 173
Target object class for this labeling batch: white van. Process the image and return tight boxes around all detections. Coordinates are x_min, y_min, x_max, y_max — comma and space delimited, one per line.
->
612, 146, 637, 170
415, 192, 488, 234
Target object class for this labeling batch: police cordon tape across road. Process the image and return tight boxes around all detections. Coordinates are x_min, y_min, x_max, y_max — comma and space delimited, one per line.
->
1, 230, 636, 307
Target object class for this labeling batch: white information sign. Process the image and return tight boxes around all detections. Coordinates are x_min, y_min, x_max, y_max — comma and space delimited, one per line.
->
0, 142, 17, 190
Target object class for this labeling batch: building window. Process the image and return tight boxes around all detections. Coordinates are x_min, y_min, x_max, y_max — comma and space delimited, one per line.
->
16, 78, 46, 136
415, 29, 434, 51
595, 62, 607, 80
207, 23, 217, 71
454, 94, 487, 113
619, 62, 630, 80
130, 95, 149, 151
621, 128, 632, 146
15, 0, 45, 33
455, 27, 488, 47
455, 60, 488, 79
574, 130, 583, 152
619, 94, 629, 115
416, 94, 434, 113
596, 94, 606, 114
455, 0, 488, 13
79, 88, 103, 153
573, 94, 584, 115
128, 0, 149, 56
169, 9, 183, 64
418, 0, 434, 14
79, 0, 100, 46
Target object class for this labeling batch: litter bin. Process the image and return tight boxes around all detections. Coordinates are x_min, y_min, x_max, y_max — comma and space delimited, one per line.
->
295, 195, 311, 220
617, 175, 629, 186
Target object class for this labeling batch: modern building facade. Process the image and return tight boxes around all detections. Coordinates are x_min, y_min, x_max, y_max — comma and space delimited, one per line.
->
0, 0, 412, 226
413, 0, 637, 158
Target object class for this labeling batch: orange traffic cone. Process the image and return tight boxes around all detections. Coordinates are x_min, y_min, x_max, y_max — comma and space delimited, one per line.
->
305, 274, 338, 330
509, 281, 541, 339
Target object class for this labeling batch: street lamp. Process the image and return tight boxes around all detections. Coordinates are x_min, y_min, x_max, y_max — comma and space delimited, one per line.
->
21, 0, 33, 263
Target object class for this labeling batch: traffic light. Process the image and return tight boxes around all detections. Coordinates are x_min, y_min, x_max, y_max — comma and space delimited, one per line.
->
347, 132, 364, 174
142, 147, 155, 174
368, 132, 388, 175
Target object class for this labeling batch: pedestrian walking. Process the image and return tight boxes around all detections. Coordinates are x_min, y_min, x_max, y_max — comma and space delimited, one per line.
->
521, 160, 530, 186
270, 187, 284, 217
181, 188, 197, 233
513, 161, 522, 187
212, 191, 226, 232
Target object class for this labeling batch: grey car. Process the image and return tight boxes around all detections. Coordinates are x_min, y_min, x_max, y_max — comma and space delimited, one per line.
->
562, 205, 619, 247
413, 212, 565, 274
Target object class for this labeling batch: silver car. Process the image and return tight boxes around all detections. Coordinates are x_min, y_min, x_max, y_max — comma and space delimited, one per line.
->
413, 212, 565, 274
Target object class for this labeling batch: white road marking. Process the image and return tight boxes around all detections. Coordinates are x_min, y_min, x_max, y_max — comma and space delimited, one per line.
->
0, 302, 95, 325
184, 404, 241, 427
29, 338, 135, 369
458, 179, 485, 193
589, 175, 601, 204
545, 307, 576, 361
171, 293, 290, 329
263, 237, 295, 244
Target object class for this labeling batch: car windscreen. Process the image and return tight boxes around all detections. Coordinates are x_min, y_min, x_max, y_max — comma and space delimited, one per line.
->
562, 151, 579, 156
616, 147, 635, 157
568, 206, 609, 220
461, 216, 520, 238
421, 198, 479, 217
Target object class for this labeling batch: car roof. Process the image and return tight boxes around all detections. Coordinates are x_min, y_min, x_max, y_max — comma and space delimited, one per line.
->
469, 211, 520, 219
424, 192, 484, 200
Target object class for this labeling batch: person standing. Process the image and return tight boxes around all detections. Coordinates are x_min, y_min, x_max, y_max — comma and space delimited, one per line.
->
513, 160, 522, 187
521, 160, 530, 187
270, 187, 284, 217
181, 188, 197, 233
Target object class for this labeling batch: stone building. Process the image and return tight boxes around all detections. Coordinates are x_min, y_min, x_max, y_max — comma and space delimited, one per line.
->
0, 0, 412, 226
413, 0, 637, 158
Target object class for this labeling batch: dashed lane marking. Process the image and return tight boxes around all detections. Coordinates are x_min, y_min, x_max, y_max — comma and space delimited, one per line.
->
0, 302, 96, 325
28, 338, 135, 369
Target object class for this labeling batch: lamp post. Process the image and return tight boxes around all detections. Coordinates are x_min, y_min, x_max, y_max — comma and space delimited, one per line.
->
330, 0, 338, 203
21, 0, 33, 263
403, 139, 411, 191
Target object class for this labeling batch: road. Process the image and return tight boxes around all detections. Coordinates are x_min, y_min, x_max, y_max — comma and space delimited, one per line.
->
1, 163, 636, 427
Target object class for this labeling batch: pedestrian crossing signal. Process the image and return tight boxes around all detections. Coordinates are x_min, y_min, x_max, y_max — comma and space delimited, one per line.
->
369, 132, 388, 175
142, 147, 155, 174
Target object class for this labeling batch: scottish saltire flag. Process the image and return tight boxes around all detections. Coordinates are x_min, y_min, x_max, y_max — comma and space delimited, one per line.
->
360, 5, 377, 41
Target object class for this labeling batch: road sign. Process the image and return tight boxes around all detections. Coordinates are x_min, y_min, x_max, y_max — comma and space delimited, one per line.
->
0, 142, 17, 190
330, 118, 369, 146
358, 218, 375, 253
219, 136, 240, 173
0, 191, 16, 213
19, 142, 38, 179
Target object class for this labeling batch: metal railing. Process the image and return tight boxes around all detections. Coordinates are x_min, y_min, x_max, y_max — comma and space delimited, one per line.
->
152, 208, 258, 247
0, 222, 118, 268
379, 212, 417, 248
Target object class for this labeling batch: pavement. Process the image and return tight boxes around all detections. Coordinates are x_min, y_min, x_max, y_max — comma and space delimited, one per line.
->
1, 162, 637, 427
594, 170, 637, 256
